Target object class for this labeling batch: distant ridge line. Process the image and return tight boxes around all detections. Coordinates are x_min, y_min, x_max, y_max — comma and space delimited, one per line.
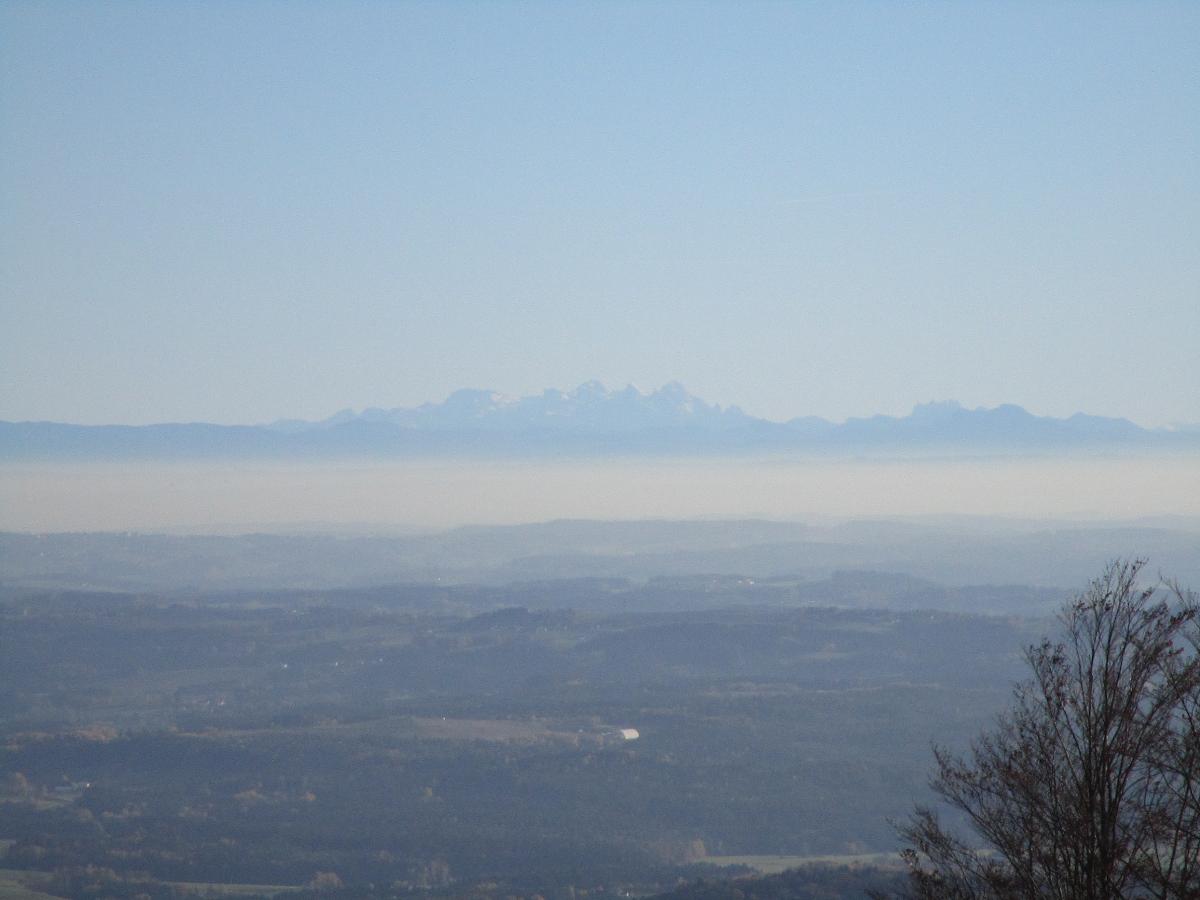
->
1, 383, 1196, 460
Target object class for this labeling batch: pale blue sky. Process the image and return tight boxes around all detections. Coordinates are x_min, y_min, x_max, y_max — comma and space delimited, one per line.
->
2, 1, 1197, 427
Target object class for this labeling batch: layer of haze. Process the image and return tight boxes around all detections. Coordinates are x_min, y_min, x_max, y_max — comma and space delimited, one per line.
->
2, 3, 1199, 428
3, 458, 1198, 534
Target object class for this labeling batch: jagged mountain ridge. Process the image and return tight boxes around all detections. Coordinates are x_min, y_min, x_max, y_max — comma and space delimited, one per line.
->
1, 382, 1195, 459
272, 382, 1155, 443
272, 381, 755, 434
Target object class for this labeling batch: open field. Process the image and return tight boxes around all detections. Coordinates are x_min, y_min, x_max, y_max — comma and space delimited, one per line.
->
167, 881, 297, 897
0, 870, 62, 900
706, 853, 905, 875
0, 868, 297, 900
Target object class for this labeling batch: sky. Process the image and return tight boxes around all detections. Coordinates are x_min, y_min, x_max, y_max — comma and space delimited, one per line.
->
2, 1, 1198, 428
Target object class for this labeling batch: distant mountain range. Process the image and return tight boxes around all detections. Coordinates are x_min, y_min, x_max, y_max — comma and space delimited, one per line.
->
2, 382, 1197, 460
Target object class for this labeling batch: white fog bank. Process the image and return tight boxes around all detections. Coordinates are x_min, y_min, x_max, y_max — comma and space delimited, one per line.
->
1, 456, 1198, 533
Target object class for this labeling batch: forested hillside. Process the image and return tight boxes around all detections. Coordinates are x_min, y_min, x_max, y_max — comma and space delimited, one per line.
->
0, 582, 1036, 898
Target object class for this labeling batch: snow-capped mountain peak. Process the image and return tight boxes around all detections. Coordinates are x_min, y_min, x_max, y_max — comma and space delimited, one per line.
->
312, 382, 750, 434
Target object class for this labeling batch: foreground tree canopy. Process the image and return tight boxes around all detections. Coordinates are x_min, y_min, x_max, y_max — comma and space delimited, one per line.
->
888, 559, 1200, 900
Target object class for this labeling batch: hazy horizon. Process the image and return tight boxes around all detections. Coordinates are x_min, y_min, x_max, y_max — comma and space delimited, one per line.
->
3, 455, 1197, 534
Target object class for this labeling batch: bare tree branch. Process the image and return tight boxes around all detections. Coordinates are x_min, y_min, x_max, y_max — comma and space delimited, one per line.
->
888, 560, 1200, 900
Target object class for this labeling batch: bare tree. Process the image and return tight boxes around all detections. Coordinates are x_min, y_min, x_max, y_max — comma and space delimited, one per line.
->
885, 560, 1200, 900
